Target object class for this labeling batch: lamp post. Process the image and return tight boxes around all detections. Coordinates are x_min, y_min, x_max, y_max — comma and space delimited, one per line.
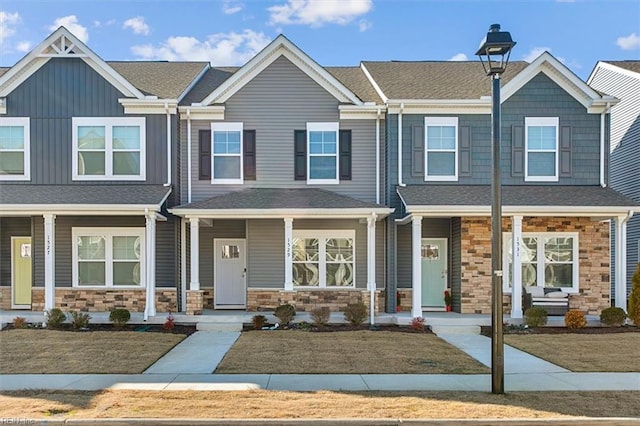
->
475, 23, 516, 395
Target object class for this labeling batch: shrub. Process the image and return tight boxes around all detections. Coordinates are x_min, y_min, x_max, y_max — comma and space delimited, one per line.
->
274, 304, 296, 325
252, 314, 267, 330
628, 263, 640, 325
297, 321, 312, 331
12, 316, 27, 329
109, 308, 131, 327
524, 307, 548, 327
70, 311, 91, 330
600, 306, 627, 327
410, 316, 426, 331
311, 307, 331, 326
163, 312, 175, 330
45, 308, 66, 329
565, 310, 587, 329
344, 302, 368, 326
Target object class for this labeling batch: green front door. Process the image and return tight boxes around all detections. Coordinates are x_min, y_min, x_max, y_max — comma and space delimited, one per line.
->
12, 237, 32, 308
421, 238, 447, 308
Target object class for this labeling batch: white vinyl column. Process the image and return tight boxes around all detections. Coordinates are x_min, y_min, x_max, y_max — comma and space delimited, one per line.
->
411, 216, 422, 318
180, 219, 187, 312
144, 212, 157, 320
43, 214, 56, 311
189, 218, 200, 291
511, 215, 523, 319
367, 214, 377, 324
615, 215, 627, 309
284, 218, 294, 290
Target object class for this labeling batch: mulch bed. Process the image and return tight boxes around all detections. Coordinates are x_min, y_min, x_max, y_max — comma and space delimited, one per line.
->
243, 323, 433, 333
1, 323, 197, 335
481, 325, 640, 336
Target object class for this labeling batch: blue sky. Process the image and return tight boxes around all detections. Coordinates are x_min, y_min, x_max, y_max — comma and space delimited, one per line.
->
1, 0, 639, 80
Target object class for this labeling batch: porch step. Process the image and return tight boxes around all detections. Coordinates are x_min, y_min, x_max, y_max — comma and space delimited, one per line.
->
196, 322, 243, 332
430, 325, 481, 335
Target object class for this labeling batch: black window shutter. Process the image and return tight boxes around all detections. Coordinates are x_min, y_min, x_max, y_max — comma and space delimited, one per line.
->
459, 126, 471, 177
411, 125, 424, 176
559, 126, 572, 178
243, 130, 256, 180
511, 125, 525, 177
294, 130, 307, 180
339, 129, 352, 180
199, 129, 211, 180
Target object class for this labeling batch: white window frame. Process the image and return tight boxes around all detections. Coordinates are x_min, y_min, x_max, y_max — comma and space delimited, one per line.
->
72, 227, 145, 288
0, 117, 30, 181
292, 229, 356, 288
524, 117, 559, 182
503, 231, 579, 293
307, 122, 339, 185
72, 117, 146, 181
424, 117, 458, 182
211, 122, 243, 184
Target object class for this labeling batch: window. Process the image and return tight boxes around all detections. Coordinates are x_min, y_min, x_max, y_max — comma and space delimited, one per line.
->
424, 117, 458, 181
72, 228, 145, 288
525, 117, 558, 181
73, 117, 145, 180
292, 230, 355, 287
503, 232, 579, 292
307, 122, 339, 184
0, 117, 30, 180
211, 122, 243, 184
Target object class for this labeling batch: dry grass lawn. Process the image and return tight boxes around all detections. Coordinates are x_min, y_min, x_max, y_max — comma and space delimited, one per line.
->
504, 333, 640, 372
216, 330, 489, 374
0, 329, 185, 374
1, 390, 640, 420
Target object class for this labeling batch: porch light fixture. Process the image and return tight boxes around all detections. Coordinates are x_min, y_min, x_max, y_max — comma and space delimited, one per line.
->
476, 23, 515, 395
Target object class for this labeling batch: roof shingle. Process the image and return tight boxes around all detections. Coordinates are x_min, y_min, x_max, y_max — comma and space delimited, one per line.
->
0, 184, 171, 206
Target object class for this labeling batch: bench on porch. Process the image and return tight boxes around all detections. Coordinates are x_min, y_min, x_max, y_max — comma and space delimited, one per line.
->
523, 287, 570, 316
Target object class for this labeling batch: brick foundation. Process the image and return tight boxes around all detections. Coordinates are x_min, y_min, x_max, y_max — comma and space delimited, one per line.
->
247, 289, 383, 313
203, 289, 214, 309
186, 290, 204, 315
395, 289, 412, 312
0, 287, 11, 310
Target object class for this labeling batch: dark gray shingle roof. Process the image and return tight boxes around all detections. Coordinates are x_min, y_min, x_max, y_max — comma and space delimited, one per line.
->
175, 188, 384, 210
0, 184, 170, 206
603, 61, 640, 75
398, 185, 639, 207
326, 66, 382, 104
180, 67, 238, 105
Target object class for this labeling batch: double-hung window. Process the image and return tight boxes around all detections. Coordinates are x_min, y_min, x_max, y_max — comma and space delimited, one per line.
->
292, 230, 355, 287
503, 232, 579, 292
72, 228, 145, 288
525, 117, 558, 181
307, 122, 339, 184
211, 122, 243, 184
73, 117, 145, 180
0, 117, 30, 180
424, 117, 458, 181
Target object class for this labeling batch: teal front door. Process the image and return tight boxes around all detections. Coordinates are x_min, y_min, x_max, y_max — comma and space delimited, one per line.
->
421, 238, 447, 308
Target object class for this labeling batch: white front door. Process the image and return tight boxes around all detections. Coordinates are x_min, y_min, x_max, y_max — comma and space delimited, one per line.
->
214, 238, 246, 309
421, 238, 447, 309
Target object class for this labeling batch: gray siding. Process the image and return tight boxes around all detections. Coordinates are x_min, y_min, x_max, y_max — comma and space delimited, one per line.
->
0, 217, 32, 287
198, 220, 246, 288
5, 58, 170, 185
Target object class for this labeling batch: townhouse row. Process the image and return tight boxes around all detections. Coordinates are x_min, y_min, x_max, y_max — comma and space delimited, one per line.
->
0, 27, 637, 320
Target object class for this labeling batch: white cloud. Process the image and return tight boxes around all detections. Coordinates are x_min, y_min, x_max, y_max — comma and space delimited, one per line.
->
449, 53, 468, 61
49, 15, 88, 42
268, 0, 372, 27
358, 19, 372, 32
123, 16, 150, 35
93, 19, 115, 28
616, 32, 640, 50
16, 41, 31, 52
522, 47, 550, 63
131, 30, 270, 66
222, 0, 243, 14
0, 11, 21, 43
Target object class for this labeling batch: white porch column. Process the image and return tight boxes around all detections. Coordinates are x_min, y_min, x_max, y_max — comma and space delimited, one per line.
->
189, 218, 200, 291
180, 219, 187, 312
511, 215, 523, 319
615, 215, 627, 309
43, 214, 55, 311
367, 214, 377, 324
411, 216, 422, 318
144, 212, 157, 320
284, 218, 294, 290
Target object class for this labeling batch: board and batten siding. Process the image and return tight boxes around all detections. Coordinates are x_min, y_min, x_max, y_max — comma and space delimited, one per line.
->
0, 217, 32, 287
4, 57, 169, 185
181, 56, 379, 204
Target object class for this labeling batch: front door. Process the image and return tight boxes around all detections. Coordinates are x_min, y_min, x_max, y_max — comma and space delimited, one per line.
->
214, 239, 246, 309
12, 236, 32, 309
421, 238, 447, 308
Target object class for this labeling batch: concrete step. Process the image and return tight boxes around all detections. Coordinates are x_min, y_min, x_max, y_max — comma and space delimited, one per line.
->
431, 325, 481, 335
196, 322, 243, 332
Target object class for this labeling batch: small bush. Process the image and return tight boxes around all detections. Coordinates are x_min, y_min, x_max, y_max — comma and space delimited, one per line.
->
565, 310, 587, 329
600, 307, 627, 327
311, 307, 331, 326
297, 321, 312, 331
109, 308, 131, 327
344, 302, 368, 326
45, 308, 66, 329
70, 311, 91, 330
252, 314, 267, 330
163, 312, 175, 330
524, 307, 548, 327
410, 316, 426, 331
628, 263, 640, 325
274, 304, 296, 325
12, 316, 27, 329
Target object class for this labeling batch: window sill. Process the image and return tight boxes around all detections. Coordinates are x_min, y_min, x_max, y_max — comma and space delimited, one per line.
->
211, 179, 244, 185
306, 179, 339, 185
72, 176, 146, 181
424, 176, 458, 182
0, 175, 30, 181
72, 286, 146, 290
524, 176, 559, 182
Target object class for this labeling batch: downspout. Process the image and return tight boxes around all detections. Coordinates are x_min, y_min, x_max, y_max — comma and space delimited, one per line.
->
397, 103, 405, 186
616, 210, 634, 309
164, 102, 172, 187
600, 102, 611, 188
187, 109, 192, 203
376, 107, 381, 204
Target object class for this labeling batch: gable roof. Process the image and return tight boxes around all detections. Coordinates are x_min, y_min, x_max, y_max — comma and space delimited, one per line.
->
602, 61, 640, 75
326, 66, 382, 104
179, 67, 238, 105
588, 60, 640, 86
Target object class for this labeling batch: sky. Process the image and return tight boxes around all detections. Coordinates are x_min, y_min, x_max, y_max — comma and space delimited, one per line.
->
0, 0, 639, 80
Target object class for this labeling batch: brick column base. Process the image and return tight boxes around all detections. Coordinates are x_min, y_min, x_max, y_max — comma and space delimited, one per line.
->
186, 290, 204, 315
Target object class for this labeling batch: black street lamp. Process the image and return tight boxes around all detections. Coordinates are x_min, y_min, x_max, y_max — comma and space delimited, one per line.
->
475, 23, 516, 395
